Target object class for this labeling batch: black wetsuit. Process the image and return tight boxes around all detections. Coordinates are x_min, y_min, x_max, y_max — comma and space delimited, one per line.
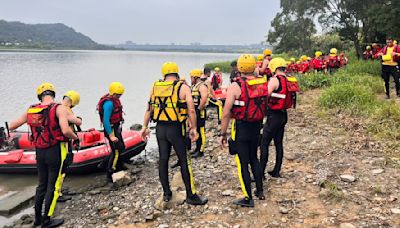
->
35, 142, 68, 223
260, 110, 288, 176
156, 122, 195, 197
382, 65, 400, 97
234, 120, 263, 199
104, 124, 125, 179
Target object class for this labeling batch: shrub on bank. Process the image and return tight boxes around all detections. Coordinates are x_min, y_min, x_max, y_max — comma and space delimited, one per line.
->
319, 84, 379, 116
296, 73, 332, 90
204, 61, 232, 73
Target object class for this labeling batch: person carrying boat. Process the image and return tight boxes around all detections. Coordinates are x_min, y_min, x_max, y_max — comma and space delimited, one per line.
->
57, 90, 82, 202
97, 82, 126, 183
219, 54, 267, 207
140, 62, 208, 205
202, 67, 223, 124
260, 58, 300, 179
190, 69, 209, 158
9, 83, 78, 227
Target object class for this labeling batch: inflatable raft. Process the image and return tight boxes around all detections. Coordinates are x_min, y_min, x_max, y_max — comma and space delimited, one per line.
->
0, 129, 146, 174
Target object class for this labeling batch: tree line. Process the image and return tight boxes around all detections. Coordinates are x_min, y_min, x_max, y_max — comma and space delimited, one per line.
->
267, 0, 400, 58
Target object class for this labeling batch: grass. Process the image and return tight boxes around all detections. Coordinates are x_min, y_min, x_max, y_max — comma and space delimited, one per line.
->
204, 61, 232, 73
319, 180, 344, 202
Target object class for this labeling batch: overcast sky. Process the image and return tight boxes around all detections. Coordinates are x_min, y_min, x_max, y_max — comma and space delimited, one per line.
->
0, 0, 281, 45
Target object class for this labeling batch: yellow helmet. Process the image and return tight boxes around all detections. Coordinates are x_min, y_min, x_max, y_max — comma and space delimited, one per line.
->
366, 46, 371, 50
162, 62, 179, 77
36, 82, 56, 96
257, 54, 264, 61
394, 40, 398, 45
290, 58, 295, 62
263, 49, 272, 56
330, 48, 338, 55
382, 54, 392, 62
307, 57, 312, 61
296, 61, 301, 64
300, 55, 308, 61
268, 57, 287, 73
237, 54, 256, 73
109, 82, 125, 95
63, 90, 80, 107
189, 69, 203, 78
214, 67, 220, 72
315, 51, 322, 57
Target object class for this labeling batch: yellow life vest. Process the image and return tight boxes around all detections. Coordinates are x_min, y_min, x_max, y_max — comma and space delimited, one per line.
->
191, 81, 206, 107
150, 80, 188, 122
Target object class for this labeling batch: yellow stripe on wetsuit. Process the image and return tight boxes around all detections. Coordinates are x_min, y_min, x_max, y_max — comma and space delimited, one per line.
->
232, 119, 249, 199
209, 99, 223, 121
200, 126, 206, 152
48, 142, 68, 216
111, 129, 119, 170
186, 153, 196, 194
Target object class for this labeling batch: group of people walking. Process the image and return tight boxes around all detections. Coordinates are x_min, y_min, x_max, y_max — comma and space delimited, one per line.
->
6, 48, 301, 227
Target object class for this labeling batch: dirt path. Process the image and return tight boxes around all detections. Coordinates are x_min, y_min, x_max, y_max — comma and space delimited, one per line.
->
20, 90, 399, 228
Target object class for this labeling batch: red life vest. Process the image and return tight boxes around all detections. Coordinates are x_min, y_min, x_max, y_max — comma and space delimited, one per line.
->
327, 55, 340, 68
268, 75, 300, 111
26, 103, 68, 149
231, 76, 268, 122
97, 94, 124, 125
311, 58, 324, 70
298, 62, 310, 73
212, 73, 222, 86
382, 45, 400, 62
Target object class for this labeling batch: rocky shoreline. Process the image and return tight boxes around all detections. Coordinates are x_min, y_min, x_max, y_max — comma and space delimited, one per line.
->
5, 90, 400, 228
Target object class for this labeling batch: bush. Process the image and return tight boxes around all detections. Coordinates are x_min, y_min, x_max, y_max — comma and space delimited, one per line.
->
369, 101, 400, 140
319, 84, 379, 116
331, 73, 384, 94
339, 60, 381, 76
297, 73, 332, 90
204, 61, 232, 73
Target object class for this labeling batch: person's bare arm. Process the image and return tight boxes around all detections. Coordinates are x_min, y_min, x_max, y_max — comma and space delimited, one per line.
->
57, 106, 78, 140
219, 83, 240, 146
140, 89, 153, 140
259, 58, 270, 73
198, 84, 208, 110
181, 85, 197, 130
268, 77, 279, 96
67, 112, 82, 126
9, 113, 28, 131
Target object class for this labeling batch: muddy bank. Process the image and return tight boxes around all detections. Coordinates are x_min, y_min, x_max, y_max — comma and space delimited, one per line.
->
5, 92, 400, 228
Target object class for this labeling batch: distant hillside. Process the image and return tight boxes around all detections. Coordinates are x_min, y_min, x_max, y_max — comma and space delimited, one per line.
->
0, 20, 111, 50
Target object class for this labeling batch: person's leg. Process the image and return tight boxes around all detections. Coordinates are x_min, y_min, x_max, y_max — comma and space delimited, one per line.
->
156, 123, 172, 199
34, 149, 48, 225
391, 67, 400, 96
260, 112, 282, 177
248, 123, 263, 198
43, 143, 67, 226
382, 66, 390, 97
168, 123, 208, 205
193, 111, 206, 158
270, 112, 288, 177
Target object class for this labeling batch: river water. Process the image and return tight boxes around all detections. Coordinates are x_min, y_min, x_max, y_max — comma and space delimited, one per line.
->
0, 50, 236, 226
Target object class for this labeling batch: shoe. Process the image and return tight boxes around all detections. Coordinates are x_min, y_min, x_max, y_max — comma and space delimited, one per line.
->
191, 151, 204, 158
254, 190, 265, 200
41, 218, 64, 228
232, 198, 254, 207
186, 194, 208, 205
34, 219, 41, 227
163, 192, 172, 202
57, 195, 72, 202
171, 161, 180, 169
268, 171, 281, 178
